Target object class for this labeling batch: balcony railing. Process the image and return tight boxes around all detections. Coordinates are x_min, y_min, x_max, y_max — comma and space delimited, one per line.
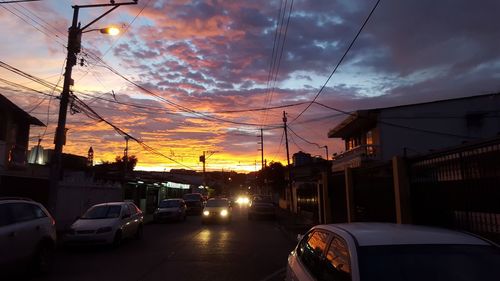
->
331, 144, 380, 167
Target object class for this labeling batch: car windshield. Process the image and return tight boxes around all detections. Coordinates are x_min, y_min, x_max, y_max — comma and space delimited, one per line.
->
81, 205, 122, 219
253, 196, 272, 203
205, 200, 229, 207
358, 244, 500, 281
183, 194, 201, 201
159, 200, 180, 208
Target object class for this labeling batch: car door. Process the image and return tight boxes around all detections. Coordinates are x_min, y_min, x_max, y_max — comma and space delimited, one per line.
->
120, 205, 133, 238
0, 203, 40, 263
127, 203, 139, 234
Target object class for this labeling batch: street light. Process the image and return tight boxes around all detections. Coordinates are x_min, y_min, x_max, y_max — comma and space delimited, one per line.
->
48, 1, 138, 215
83, 26, 121, 35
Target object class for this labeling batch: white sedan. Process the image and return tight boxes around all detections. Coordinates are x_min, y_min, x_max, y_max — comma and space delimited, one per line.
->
286, 223, 500, 281
65, 202, 143, 246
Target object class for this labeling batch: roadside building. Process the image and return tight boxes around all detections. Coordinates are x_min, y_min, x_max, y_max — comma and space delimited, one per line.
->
328, 92, 500, 171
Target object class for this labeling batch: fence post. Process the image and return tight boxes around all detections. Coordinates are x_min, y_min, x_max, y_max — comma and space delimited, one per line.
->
345, 167, 355, 223
392, 156, 412, 224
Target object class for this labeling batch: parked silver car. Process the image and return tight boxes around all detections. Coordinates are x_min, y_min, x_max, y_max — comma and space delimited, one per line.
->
65, 202, 143, 246
154, 198, 187, 222
286, 223, 500, 281
0, 197, 56, 275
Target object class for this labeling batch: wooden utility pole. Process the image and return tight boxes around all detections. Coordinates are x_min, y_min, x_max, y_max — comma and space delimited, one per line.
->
48, 1, 138, 214
283, 111, 293, 212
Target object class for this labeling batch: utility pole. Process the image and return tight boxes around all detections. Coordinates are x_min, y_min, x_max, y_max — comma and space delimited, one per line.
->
199, 151, 217, 189
323, 145, 329, 160
124, 135, 129, 173
260, 128, 264, 170
200, 151, 206, 188
48, 1, 138, 214
283, 111, 293, 212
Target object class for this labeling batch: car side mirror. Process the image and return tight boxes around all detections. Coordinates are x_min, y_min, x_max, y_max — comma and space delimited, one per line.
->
296, 234, 304, 242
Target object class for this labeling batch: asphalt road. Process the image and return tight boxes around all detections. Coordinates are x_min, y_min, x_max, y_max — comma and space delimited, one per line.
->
32, 206, 295, 281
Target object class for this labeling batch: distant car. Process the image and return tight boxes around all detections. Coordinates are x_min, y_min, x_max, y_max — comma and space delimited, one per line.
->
182, 193, 204, 215
0, 197, 56, 275
286, 223, 500, 281
248, 195, 276, 220
154, 199, 187, 222
202, 198, 232, 224
65, 202, 143, 246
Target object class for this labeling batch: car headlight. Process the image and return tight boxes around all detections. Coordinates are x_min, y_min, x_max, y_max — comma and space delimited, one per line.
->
203, 210, 210, 216
220, 209, 228, 217
96, 226, 113, 234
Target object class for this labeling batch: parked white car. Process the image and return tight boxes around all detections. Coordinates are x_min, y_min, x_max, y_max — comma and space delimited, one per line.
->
286, 223, 500, 281
0, 197, 56, 275
65, 202, 143, 246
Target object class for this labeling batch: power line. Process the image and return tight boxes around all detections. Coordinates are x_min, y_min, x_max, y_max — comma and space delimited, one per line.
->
261, 0, 294, 127
291, 0, 381, 123
288, 126, 324, 149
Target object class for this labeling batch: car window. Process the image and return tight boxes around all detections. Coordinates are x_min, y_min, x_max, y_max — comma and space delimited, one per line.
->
32, 205, 48, 219
358, 244, 500, 281
159, 200, 181, 208
128, 203, 138, 214
81, 205, 122, 219
122, 205, 131, 217
322, 234, 351, 281
10, 203, 37, 223
297, 230, 331, 280
205, 199, 229, 207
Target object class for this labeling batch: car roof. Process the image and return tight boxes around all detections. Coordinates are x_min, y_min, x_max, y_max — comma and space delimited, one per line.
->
316, 223, 490, 246
92, 202, 128, 207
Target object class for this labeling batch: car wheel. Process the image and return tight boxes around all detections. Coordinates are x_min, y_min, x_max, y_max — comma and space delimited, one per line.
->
113, 231, 122, 247
32, 241, 54, 274
135, 225, 143, 240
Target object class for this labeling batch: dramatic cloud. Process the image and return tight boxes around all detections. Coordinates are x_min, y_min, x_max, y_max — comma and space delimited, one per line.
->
0, 0, 499, 172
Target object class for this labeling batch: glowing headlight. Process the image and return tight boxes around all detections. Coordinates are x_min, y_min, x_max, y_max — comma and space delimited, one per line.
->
220, 209, 228, 217
203, 210, 210, 216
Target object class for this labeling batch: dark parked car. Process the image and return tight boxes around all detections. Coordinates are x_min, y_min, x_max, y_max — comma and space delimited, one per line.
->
182, 193, 204, 215
154, 199, 187, 222
248, 195, 276, 220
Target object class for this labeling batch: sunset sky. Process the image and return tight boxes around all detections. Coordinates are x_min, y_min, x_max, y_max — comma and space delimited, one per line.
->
0, 0, 499, 172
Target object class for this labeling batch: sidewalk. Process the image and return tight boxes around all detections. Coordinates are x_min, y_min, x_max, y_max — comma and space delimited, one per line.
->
275, 208, 314, 242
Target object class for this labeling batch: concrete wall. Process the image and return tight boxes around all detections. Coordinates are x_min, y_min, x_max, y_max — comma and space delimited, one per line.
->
55, 173, 122, 230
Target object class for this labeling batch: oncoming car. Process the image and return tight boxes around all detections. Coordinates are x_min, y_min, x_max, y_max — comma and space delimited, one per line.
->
65, 202, 143, 247
286, 223, 500, 281
202, 198, 231, 224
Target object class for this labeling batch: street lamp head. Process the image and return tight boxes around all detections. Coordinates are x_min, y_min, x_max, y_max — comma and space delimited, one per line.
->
99, 26, 120, 36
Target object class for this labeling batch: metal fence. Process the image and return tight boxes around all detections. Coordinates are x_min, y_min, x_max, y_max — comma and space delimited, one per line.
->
351, 163, 396, 223
409, 137, 500, 241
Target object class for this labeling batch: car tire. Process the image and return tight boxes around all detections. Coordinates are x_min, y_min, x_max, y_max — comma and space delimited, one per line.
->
32, 241, 54, 274
135, 225, 143, 240
113, 231, 122, 247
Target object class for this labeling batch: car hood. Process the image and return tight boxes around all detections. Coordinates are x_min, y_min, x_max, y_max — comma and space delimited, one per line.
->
157, 207, 180, 213
204, 206, 229, 212
72, 218, 118, 230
